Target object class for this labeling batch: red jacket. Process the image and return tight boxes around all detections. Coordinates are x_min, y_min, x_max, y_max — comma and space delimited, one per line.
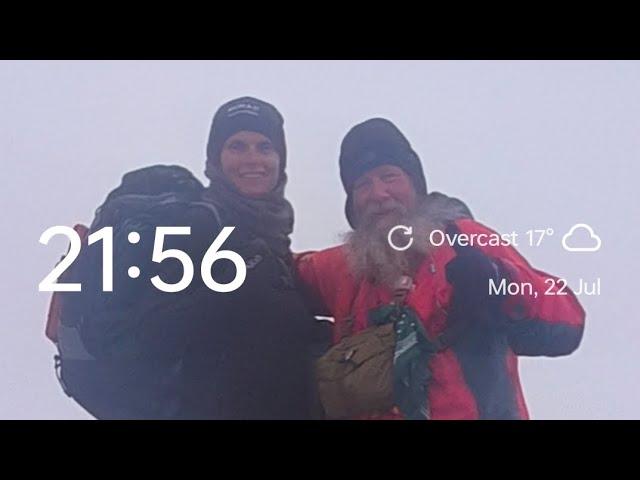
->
296, 218, 586, 419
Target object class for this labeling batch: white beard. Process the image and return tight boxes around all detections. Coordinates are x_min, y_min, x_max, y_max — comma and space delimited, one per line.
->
343, 193, 472, 289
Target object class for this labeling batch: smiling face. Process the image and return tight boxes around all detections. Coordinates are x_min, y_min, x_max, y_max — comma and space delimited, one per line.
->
352, 164, 418, 231
220, 131, 281, 197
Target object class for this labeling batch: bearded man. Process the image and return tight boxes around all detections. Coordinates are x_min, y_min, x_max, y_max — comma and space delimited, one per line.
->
296, 118, 585, 420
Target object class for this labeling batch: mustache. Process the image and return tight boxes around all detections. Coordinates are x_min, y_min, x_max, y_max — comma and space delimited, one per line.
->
359, 200, 408, 226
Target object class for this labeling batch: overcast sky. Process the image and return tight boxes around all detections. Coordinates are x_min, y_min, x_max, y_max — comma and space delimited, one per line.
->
1, 60, 638, 419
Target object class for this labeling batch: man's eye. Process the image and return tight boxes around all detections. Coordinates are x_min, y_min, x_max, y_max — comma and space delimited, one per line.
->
259, 143, 274, 154
382, 174, 399, 182
228, 141, 245, 151
354, 180, 370, 190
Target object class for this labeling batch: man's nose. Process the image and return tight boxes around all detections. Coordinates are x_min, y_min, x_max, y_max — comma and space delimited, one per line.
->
368, 178, 392, 201
242, 147, 262, 165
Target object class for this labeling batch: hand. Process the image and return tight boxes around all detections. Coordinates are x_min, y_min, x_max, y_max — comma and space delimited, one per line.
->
445, 225, 504, 316
446, 246, 500, 302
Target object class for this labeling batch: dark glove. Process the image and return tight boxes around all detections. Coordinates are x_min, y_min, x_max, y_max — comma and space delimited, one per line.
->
444, 225, 505, 319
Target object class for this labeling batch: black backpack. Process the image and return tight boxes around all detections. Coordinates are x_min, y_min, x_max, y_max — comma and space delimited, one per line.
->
47, 165, 221, 419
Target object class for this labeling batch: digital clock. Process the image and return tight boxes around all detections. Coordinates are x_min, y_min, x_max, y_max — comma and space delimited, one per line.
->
38, 226, 247, 294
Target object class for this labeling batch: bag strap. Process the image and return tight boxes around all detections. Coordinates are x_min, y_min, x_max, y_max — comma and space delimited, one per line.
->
339, 275, 413, 340
391, 275, 413, 306
391, 273, 467, 352
337, 270, 468, 351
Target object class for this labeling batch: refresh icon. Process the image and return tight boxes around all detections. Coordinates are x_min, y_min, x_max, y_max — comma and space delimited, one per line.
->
388, 225, 414, 251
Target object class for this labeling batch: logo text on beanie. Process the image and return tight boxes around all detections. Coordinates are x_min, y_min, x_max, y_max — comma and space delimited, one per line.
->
227, 102, 261, 118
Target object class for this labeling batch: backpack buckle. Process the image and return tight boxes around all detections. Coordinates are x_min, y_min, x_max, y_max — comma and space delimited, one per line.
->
54, 354, 72, 398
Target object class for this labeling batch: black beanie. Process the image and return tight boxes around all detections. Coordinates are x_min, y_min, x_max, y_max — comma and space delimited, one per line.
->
339, 118, 428, 227
205, 96, 287, 181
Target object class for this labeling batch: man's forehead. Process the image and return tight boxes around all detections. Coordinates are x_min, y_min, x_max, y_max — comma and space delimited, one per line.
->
358, 164, 407, 179
225, 130, 272, 143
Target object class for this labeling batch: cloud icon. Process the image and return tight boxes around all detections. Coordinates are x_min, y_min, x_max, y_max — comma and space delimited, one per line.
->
562, 224, 602, 253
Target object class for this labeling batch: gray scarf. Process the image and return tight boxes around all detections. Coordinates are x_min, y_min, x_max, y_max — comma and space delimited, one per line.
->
202, 166, 294, 261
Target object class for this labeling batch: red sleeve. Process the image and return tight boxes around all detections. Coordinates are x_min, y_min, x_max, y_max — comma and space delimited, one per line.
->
455, 219, 586, 356
294, 251, 333, 317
